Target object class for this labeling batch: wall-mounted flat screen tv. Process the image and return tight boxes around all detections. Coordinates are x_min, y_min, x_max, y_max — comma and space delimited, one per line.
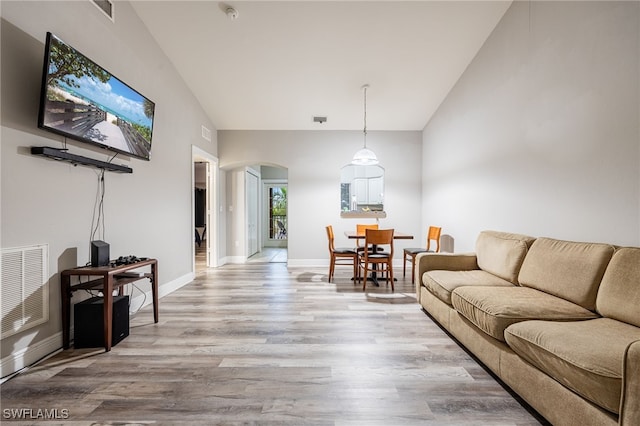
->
38, 32, 155, 161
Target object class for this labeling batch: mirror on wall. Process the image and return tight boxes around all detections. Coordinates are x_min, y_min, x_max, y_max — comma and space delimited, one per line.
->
340, 164, 385, 217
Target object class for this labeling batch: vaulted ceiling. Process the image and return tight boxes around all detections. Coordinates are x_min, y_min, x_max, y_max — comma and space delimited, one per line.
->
131, 1, 511, 131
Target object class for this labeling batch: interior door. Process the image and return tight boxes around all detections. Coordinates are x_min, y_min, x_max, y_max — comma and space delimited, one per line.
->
246, 170, 259, 257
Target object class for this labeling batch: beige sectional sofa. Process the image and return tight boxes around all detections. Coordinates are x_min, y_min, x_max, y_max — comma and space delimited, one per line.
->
415, 230, 640, 426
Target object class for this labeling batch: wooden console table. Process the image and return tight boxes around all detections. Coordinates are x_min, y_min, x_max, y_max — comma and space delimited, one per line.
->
61, 258, 158, 351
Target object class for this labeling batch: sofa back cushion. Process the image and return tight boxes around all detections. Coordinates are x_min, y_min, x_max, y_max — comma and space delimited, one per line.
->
475, 231, 536, 284
518, 237, 615, 311
596, 247, 640, 327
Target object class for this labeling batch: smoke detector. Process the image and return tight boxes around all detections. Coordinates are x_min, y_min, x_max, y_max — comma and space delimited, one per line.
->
226, 7, 239, 20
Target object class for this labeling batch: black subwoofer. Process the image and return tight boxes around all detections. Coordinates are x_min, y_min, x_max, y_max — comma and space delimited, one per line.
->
74, 296, 129, 348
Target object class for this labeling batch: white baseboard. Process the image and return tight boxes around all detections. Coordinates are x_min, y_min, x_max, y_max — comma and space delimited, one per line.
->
287, 259, 408, 268
0, 272, 194, 380
128, 271, 193, 313
214, 258, 408, 269
0, 332, 62, 380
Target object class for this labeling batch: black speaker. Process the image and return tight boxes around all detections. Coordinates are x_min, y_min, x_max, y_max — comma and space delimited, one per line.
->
74, 296, 129, 348
91, 240, 110, 267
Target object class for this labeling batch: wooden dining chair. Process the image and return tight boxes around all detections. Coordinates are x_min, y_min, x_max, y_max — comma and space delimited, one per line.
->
357, 228, 395, 291
356, 223, 379, 234
403, 226, 441, 283
356, 223, 385, 254
355, 223, 378, 251
326, 225, 357, 282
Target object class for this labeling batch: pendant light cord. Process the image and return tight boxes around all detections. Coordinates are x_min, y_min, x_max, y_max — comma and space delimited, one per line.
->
351, 84, 378, 165
363, 85, 368, 148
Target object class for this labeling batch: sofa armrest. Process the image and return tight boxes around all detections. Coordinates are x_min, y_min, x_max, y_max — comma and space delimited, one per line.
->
415, 252, 479, 300
620, 339, 640, 425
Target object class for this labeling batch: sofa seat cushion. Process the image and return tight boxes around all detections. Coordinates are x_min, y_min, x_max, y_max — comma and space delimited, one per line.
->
423, 270, 515, 306
451, 286, 599, 341
505, 318, 640, 414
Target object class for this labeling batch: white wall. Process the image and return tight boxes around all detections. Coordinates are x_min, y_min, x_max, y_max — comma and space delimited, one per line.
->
422, 0, 640, 252
261, 165, 288, 180
218, 130, 423, 265
0, 1, 217, 373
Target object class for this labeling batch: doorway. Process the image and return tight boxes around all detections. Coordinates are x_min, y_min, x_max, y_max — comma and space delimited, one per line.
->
256, 180, 287, 263
242, 165, 288, 264
192, 146, 219, 273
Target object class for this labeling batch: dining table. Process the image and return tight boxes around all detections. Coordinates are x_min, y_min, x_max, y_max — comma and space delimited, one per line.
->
345, 230, 414, 285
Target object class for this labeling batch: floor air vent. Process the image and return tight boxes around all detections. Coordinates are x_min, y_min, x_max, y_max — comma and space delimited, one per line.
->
92, 0, 114, 21
1, 245, 49, 339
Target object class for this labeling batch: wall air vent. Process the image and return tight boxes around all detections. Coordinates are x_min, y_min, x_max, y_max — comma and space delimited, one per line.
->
92, 0, 114, 22
1, 245, 49, 339
202, 125, 212, 142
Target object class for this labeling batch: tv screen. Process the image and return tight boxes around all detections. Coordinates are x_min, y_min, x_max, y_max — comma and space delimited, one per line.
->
38, 32, 155, 161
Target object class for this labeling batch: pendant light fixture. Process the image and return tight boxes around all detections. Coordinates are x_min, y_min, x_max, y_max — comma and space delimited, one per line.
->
351, 84, 379, 165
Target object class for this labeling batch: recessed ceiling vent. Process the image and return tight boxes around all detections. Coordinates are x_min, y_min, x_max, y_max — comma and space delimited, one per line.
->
92, 0, 114, 22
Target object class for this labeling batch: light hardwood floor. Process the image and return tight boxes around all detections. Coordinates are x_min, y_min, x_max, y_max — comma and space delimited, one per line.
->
1, 252, 547, 425
247, 247, 288, 263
